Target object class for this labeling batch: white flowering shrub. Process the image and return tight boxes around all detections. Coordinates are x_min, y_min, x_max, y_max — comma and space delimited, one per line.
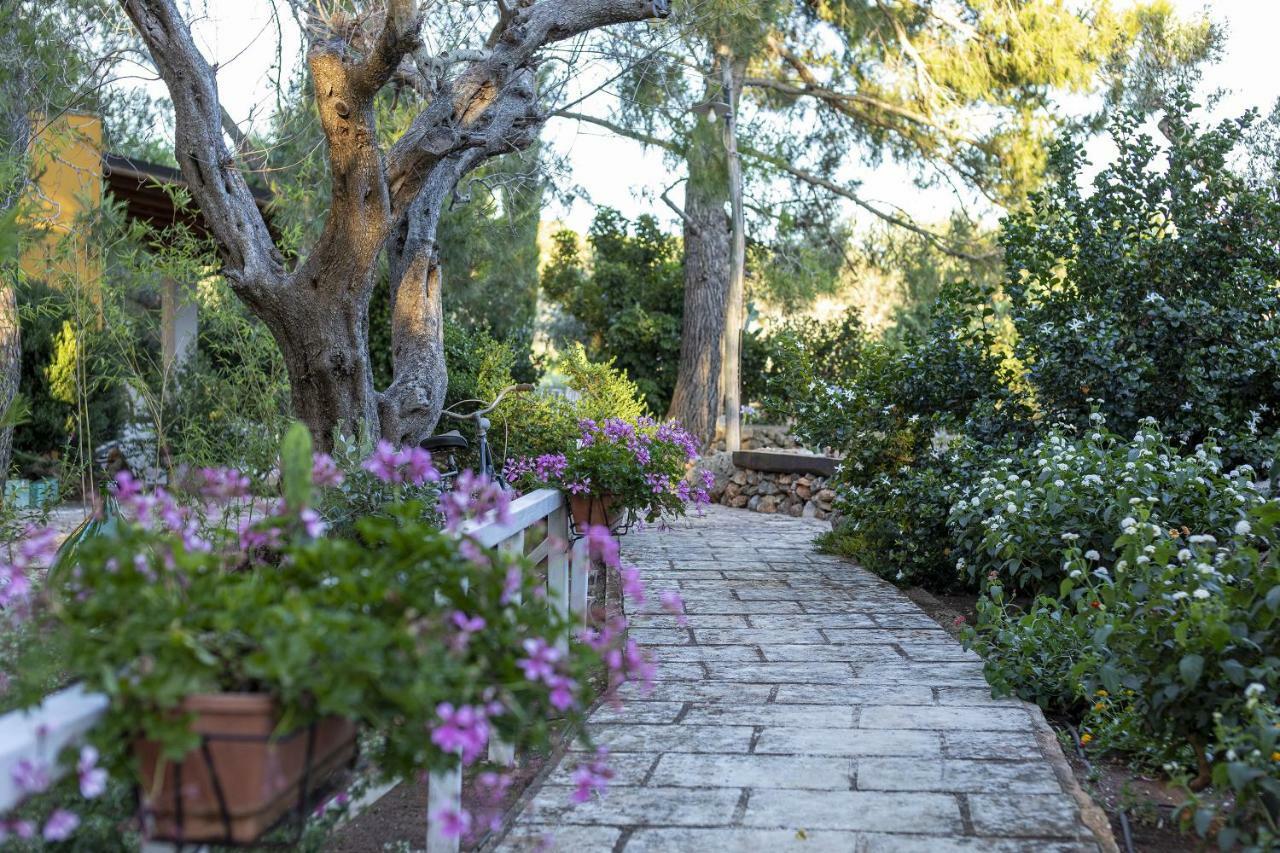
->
950, 416, 1264, 592
967, 498, 1280, 848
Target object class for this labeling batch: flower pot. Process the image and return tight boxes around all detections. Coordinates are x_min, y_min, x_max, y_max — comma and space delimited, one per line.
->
569, 492, 623, 530
136, 693, 357, 844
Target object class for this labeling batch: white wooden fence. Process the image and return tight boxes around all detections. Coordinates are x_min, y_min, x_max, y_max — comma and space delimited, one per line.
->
0, 488, 589, 853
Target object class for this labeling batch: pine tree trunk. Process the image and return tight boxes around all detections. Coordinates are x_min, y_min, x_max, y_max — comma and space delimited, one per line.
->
667, 89, 730, 447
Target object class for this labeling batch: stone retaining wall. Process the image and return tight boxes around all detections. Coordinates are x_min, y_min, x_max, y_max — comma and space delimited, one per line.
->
710, 467, 836, 520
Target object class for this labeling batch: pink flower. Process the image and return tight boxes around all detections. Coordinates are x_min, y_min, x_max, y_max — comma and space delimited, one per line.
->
570, 748, 613, 803
362, 440, 404, 483
500, 565, 522, 604
11, 758, 49, 794
439, 471, 512, 533
196, 466, 251, 501
517, 638, 563, 683
584, 525, 619, 567
17, 526, 59, 567
430, 806, 471, 839
42, 810, 79, 841
77, 745, 108, 798
300, 508, 326, 538
448, 611, 486, 652
621, 565, 646, 605
429, 703, 490, 765
311, 453, 344, 487
547, 673, 578, 711
400, 447, 439, 486
660, 589, 688, 626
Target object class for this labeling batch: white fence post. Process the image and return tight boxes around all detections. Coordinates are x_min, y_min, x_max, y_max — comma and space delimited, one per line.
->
425, 762, 463, 853
570, 536, 590, 627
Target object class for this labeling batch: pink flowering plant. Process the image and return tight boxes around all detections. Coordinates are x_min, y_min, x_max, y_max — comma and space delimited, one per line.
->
2, 424, 658, 843
505, 417, 709, 524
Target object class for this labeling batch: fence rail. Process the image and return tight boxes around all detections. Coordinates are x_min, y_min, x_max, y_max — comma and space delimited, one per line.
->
0, 487, 587, 853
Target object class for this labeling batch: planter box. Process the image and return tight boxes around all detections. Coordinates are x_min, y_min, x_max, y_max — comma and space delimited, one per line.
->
136, 693, 356, 844
4, 478, 59, 510
569, 492, 622, 530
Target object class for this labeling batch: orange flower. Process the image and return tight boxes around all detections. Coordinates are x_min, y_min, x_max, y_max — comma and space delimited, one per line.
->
1080, 733, 1094, 745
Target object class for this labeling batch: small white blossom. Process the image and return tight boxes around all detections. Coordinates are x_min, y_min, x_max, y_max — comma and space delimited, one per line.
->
1084, 550, 1100, 561
1235, 519, 1252, 536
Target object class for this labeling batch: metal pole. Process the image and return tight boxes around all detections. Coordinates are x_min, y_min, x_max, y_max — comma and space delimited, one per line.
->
720, 49, 745, 453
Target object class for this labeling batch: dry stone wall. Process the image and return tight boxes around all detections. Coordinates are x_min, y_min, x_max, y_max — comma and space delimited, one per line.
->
709, 467, 836, 520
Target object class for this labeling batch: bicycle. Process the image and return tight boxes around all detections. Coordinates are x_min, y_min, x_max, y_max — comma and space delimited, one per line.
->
420, 383, 533, 489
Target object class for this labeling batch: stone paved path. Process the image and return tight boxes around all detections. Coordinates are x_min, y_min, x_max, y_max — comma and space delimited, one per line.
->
496, 506, 1110, 852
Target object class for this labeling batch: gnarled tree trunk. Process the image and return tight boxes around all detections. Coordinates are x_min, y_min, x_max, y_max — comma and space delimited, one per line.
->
121, 0, 669, 450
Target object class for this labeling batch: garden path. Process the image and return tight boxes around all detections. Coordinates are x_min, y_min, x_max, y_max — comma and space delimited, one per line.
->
494, 506, 1113, 852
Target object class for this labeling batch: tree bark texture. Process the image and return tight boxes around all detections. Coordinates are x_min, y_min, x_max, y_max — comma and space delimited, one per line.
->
667, 73, 731, 447
0, 15, 32, 484
121, 0, 668, 448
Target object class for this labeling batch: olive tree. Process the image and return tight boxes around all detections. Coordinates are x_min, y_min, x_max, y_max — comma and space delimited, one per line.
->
119, 0, 670, 447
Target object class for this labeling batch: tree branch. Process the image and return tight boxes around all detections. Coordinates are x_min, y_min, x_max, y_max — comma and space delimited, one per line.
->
386, 0, 669, 214
121, 0, 281, 291
738, 144, 998, 262
553, 109, 682, 154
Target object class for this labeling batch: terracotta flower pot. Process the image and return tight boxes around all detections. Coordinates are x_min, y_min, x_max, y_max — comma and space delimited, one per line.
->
136, 693, 356, 844
569, 492, 623, 530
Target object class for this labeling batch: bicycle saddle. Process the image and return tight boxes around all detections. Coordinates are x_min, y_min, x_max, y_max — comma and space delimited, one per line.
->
420, 430, 469, 452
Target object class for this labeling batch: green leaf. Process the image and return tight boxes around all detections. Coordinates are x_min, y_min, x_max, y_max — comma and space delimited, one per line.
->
1226, 762, 1264, 790
1178, 653, 1204, 687
281, 420, 314, 509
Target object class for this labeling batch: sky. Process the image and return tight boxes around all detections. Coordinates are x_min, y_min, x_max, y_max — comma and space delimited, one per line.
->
134, 0, 1280, 234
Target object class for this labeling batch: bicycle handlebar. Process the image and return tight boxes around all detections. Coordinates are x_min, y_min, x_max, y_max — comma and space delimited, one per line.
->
441, 383, 534, 420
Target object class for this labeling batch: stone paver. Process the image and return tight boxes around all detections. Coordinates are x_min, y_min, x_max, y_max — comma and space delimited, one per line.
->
496, 506, 1105, 852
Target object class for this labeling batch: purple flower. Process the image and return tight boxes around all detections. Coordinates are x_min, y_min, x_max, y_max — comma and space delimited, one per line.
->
503, 457, 535, 482
547, 673, 578, 711
400, 447, 439, 486
517, 637, 563, 683
439, 471, 512, 533
430, 806, 471, 839
533, 453, 568, 482
570, 748, 613, 803
500, 565, 522, 604
362, 440, 404, 483
42, 810, 79, 841
77, 745, 108, 798
621, 565, 646, 605
196, 466, 251, 501
300, 508, 326, 538
644, 473, 668, 495
430, 703, 490, 765
11, 758, 49, 794
2, 819, 36, 840
660, 589, 688, 626
567, 478, 592, 495
311, 453, 345, 487
584, 525, 619, 567
448, 611, 486, 652
17, 525, 59, 567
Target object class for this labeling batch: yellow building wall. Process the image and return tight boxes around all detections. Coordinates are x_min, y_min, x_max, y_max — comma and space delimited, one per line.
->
18, 112, 103, 287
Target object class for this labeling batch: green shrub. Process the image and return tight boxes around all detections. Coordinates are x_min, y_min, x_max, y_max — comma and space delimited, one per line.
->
1002, 93, 1280, 457
967, 500, 1280, 848
950, 417, 1264, 593
821, 445, 981, 591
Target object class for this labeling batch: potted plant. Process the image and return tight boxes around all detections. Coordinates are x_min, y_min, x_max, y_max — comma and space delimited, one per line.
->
506, 417, 710, 532
13, 424, 649, 845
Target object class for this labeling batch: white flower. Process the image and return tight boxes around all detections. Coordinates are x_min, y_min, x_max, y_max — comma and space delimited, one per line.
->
1193, 588, 1210, 600
1084, 550, 1100, 561
1006, 502, 1018, 514
1061, 532, 1079, 542
1120, 517, 1137, 529
1170, 590, 1188, 600
1235, 519, 1252, 536
1177, 549, 1192, 563
1246, 683, 1267, 698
